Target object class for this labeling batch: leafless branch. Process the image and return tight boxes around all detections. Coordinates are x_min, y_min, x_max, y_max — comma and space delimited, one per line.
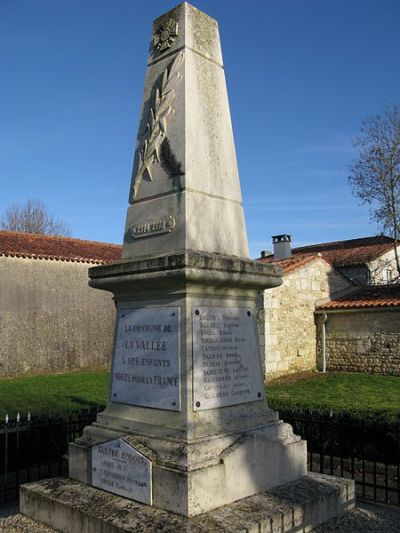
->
0, 199, 71, 236
349, 104, 400, 278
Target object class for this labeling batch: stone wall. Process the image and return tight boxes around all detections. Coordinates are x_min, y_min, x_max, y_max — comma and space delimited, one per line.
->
316, 309, 400, 375
368, 249, 399, 284
0, 256, 116, 376
259, 258, 351, 381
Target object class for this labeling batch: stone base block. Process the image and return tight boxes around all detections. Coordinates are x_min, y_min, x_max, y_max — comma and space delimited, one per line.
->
20, 473, 355, 533
69, 420, 307, 516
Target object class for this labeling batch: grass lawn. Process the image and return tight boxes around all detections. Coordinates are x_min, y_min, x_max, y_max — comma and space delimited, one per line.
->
266, 372, 400, 416
1, 371, 399, 420
0, 371, 109, 419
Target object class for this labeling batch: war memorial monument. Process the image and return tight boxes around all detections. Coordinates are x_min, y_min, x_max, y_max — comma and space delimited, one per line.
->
20, 3, 354, 531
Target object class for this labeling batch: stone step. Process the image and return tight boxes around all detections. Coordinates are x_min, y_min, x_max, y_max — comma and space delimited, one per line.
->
20, 472, 354, 533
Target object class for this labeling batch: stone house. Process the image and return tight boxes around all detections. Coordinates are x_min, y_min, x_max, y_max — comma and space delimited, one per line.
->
315, 284, 400, 376
258, 234, 400, 380
257, 251, 352, 380
289, 235, 399, 286
0, 231, 122, 377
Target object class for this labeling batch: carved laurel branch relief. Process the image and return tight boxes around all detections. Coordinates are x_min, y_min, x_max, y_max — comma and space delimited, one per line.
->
132, 52, 184, 200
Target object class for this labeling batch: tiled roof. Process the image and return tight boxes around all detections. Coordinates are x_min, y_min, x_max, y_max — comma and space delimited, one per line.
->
0, 231, 122, 264
292, 235, 395, 267
318, 284, 400, 310
258, 253, 321, 274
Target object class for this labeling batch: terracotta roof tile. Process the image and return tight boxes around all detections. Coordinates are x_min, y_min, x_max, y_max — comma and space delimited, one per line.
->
292, 235, 395, 267
318, 284, 400, 310
0, 231, 122, 264
258, 253, 321, 274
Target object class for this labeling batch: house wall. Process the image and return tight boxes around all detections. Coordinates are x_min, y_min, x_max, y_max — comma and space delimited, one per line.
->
0, 256, 116, 376
316, 309, 400, 375
369, 249, 399, 284
258, 258, 351, 381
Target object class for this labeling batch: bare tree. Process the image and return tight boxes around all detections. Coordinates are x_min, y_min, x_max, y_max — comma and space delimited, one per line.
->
349, 104, 400, 279
0, 199, 71, 236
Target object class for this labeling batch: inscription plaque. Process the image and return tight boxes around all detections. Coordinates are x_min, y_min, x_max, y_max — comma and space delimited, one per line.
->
92, 438, 152, 504
192, 307, 265, 411
124, 215, 176, 243
111, 307, 180, 410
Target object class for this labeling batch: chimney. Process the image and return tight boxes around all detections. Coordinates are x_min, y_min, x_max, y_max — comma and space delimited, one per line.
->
260, 250, 273, 259
272, 234, 292, 260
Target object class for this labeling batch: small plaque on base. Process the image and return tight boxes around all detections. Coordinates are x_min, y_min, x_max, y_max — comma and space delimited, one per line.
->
92, 438, 152, 504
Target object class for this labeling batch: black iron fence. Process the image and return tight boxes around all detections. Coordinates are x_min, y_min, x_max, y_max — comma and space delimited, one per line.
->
0, 407, 100, 505
1, 405, 399, 507
276, 406, 400, 506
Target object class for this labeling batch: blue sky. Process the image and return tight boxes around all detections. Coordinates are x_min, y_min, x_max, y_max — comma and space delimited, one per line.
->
1, 0, 399, 258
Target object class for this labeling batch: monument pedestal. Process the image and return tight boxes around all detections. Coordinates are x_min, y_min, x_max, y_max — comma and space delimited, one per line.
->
20, 474, 355, 533
67, 251, 307, 516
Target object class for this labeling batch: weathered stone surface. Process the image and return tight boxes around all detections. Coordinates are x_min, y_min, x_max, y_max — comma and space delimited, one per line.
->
9, 499, 400, 533
259, 257, 351, 380
64, 0, 307, 516
20, 473, 354, 533
61, 248, 309, 516
148, 2, 223, 65
89, 250, 282, 291
0, 256, 115, 377
314, 499, 400, 532
315, 309, 400, 375
63, 245, 301, 517
123, 2, 249, 259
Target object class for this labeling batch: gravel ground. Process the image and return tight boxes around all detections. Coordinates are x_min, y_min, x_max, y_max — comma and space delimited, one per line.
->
0, 501, 399, 532
0, 513, 56, 532
314, 500, 400, 532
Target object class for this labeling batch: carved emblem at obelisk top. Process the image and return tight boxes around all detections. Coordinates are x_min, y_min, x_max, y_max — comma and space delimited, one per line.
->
153, 19, 179, 51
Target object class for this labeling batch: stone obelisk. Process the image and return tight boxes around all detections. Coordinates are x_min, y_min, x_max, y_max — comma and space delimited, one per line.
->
20, 3, 354, 530
65, 3, 307, 516
123, 3, 248, 258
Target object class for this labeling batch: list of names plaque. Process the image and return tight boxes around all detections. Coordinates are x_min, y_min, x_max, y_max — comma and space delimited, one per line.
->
92, 438, 152, 504
192, 307, 264, 410
111, 307, 180, 410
